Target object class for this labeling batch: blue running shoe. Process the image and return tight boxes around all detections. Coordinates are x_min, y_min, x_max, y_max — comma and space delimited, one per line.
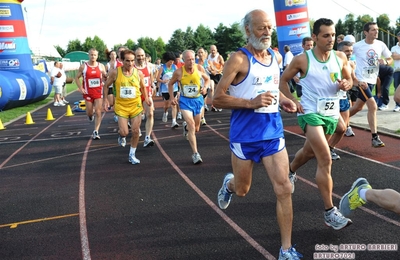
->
217, 173, 234, 209
278, 245, 303, 260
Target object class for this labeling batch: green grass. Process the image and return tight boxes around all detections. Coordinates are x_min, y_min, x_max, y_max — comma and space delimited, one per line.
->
0, 83, 77, 124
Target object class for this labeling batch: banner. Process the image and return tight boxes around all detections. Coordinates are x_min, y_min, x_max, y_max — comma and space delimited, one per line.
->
273, 0, 311, 57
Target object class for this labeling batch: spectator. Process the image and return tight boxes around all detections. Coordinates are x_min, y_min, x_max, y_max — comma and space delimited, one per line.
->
390, 32, 400, 112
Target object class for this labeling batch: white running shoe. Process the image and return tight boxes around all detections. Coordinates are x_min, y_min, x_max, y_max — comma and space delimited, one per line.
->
162, 112, 168, 123
324, 206, 352, 230
143, 137, 155, 148
192, 153, 203, 164
92, 130, 100, 140
118, 136, 126, 147
182, 121, 188, 140
378, 104, 388, 111
177, 112, 182, 120
289, 171, 297, 193
129, 154, 140, 164
345, 126, 355, 137
171, 122, 180, 128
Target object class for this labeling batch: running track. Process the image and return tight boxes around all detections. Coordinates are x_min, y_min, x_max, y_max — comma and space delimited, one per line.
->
0, 91, 399, 260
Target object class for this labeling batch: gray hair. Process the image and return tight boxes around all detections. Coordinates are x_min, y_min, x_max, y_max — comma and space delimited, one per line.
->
241, 9, 264, 41
182, 50, 195, 61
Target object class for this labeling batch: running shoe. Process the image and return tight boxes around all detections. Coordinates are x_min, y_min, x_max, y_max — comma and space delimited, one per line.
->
201, 117, 207, 126
143, 137, 155, 148
162, 112, 168, 123
88, 115, 94, 122
324, 206, 352, 230
54, 101, 65, 107
177, 112, 182, 120
128, 154, 140, 165
204, 104, 210, 112
393, 105, 400, 112
378, 104, 388, 111
92, 130, 100, 140
171, 122, 180, 128
182, 121, 188, 140
118, 136, 126, 147
339, 177, 371, 217
113, 115, 119, 123
289, 171, 297, 194
192, 153, 203, 164
372, 136, 385, 148
330, 148, 340, 160
278, 245, 303, 260
217, 173, 234, 209
345, 126, 355, 137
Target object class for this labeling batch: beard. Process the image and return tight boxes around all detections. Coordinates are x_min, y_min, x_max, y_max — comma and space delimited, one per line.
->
248, 33, 271, 50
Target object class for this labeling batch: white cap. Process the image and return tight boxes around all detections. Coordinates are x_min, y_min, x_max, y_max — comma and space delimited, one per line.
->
343, 35, 356, 43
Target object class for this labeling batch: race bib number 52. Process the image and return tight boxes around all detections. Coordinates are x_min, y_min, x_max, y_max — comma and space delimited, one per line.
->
317, 97, 339, 117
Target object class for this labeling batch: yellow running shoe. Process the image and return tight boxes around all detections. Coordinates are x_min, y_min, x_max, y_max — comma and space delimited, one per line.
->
339, 178, 372, 217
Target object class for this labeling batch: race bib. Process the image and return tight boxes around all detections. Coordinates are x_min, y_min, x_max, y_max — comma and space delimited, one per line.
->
338, 90, 347, 100
182, 84, 200, 97
88, 78, 101, 88
254, 85, 280, 114
120, 86, 136, 99
317, 97, 339, 117
143, 76, 150, 87
362, 66, 379, 79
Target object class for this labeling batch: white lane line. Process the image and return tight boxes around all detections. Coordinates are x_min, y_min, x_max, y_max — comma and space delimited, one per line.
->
152, 131, 276, 260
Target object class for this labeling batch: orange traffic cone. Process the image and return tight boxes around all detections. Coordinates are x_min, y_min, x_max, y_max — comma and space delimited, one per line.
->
46, 108, 55, 121
66, 105, 74, 117
0, 118, 5, 130
25, 112, 35, 124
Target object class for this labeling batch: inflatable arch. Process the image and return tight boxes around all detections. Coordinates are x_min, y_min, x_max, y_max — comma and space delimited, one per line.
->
0, 0, 51, 111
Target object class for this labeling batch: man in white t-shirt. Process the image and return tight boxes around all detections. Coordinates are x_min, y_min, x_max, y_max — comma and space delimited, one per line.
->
391, 32, 400, 112
283, 45, 293, 70
349, 22, 392, 148
50, 61, 65, 107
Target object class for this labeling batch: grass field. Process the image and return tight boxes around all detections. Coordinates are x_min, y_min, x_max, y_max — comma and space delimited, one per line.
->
0, 83, 77, 124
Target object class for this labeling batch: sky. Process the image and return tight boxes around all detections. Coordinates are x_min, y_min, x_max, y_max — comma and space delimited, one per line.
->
18, 0, 400, 50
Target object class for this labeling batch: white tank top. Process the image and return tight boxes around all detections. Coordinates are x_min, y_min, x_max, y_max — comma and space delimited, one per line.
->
299, 49, 342, 118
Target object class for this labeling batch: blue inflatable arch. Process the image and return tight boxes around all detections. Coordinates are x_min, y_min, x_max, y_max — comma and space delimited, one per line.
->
0, 0, 51, 111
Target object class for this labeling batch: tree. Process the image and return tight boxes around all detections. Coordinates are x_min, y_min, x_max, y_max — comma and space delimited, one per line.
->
193, 24, 215, 51
66, 39, 82, 53
166, 29, 186, 53
183, 27, 196, 51
396, 17, 400, 34
124, 39, 137, 51
213, 22, 245, 59
55, 45, 66, 57
335, 19, 346, 36
153, 37, 166, 59
81, 36, 107, 61
344, 14, 356, 35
